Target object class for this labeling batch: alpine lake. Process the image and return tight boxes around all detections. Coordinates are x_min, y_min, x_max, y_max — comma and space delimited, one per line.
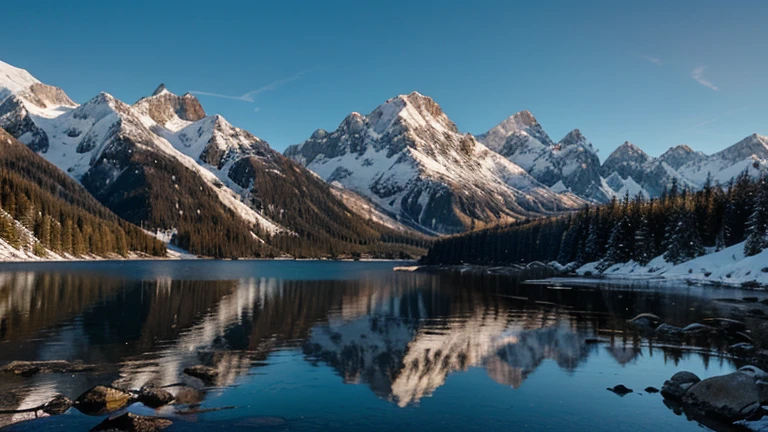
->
0, 260, 765, 431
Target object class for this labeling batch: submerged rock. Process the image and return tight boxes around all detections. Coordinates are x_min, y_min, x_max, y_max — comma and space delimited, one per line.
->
138, 387, 174, 408
75, 386, 134, 415
0, 360, 96, 376
183, 365, 219, 384
645, 386, 660, 394
171, 386, 205, 405
682, 371, 761, 421
90, 412, 172, 431
607, 384, 633, 396
661, 371, 700, 401
42, 394, 73, 415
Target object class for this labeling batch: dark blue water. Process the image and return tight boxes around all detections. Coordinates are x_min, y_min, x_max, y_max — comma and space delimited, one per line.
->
0, 261, 761, 431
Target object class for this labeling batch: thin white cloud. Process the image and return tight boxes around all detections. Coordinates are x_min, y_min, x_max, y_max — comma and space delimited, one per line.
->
637, 54, 662, 65
190, 68, 315, 102
687, 107, 747, 133
691, 66, 719, 91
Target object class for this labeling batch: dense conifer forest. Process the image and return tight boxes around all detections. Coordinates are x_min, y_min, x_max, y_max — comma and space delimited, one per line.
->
0, 127, 429, 259
0, 129, 166, 257
422, 172, 768, 268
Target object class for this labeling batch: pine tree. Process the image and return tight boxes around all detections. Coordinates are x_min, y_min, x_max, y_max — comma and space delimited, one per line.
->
664, 208, 705, 264
744, 178, 768, 256
601, 194, 634, 268
634, 213, 654, 265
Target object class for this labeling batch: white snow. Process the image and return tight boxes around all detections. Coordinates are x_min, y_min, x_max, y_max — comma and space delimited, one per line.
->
577, 241, 768, 288
0, 60, 39, 103
290, 93, 584, 233
1, 69, 288, 237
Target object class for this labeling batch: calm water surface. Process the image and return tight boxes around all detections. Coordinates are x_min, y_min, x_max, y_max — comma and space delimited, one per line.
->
0, 260, 764, 431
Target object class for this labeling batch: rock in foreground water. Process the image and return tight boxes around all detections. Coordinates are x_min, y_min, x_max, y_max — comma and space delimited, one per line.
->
682, 371, 762, 421
76, 386, 134, 415
90, 412, 172, 431
661, 371, 700, 401
138, 387, 174, 408
183, 365, 219, 384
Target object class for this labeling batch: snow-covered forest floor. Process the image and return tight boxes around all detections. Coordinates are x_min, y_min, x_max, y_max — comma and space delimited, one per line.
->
575, 240, 768, 288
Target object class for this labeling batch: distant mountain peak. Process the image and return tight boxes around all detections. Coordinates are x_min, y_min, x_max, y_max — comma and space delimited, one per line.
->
0, 59, 39, 99
510, 110, 538, 126
152, 83, 169, 96
558, 129, 590, 148
133, 84, 206, 128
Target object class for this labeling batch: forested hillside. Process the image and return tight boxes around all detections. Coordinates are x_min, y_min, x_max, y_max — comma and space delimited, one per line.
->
0, 128, 166, 258
422, 172, 768, 268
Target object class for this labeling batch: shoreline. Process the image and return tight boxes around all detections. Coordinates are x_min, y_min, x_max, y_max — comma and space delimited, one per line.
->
408, 263, 768, 290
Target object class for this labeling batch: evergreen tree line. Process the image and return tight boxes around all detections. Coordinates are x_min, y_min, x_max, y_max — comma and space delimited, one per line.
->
0, 167, 165, 257
422, 172, 768, 268
0, 129, 165, 257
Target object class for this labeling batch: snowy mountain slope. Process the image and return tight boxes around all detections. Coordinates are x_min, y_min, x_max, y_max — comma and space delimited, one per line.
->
658, 144, 705, 170
1, 59, 424, 257
0, 60, 77, 152
600, 141, 652, 181
286, 93, 584, 234
677, 134, 768, 187
477, 115, 611, 202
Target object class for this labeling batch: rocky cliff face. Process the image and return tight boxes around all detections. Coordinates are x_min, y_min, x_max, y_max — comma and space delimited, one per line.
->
286, 92, 584, 235
0, 60, 425, 257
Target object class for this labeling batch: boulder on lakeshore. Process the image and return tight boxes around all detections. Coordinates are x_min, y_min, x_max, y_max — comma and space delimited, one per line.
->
682, 371, 761, 421
661, 371, 700, 401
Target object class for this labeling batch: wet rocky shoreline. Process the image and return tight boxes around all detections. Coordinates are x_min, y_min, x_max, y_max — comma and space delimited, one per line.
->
0, 362, 229, 431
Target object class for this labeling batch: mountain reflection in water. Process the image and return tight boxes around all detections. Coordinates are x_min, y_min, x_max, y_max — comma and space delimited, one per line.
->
0, 262, 761, 431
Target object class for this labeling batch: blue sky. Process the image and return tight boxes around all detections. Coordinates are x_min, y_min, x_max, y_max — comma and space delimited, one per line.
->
2, 0, 766, 157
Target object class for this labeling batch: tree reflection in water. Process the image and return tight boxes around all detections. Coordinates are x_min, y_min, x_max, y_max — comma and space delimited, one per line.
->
0, 263, 758, 427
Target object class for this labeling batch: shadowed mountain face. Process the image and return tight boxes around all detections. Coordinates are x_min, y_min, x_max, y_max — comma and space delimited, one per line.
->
0, 261, 759, 430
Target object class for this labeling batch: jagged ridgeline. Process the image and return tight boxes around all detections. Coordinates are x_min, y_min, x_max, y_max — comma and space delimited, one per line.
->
422, 173, 768, 267
0, 129, 166, 257
0, 60, 428, 259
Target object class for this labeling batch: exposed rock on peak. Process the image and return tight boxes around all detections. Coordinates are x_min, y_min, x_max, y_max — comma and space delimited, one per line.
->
285, 94, 583, 234
658, 144, 704, 170
476, 110, 547, 154
134, 85, 206, 129
601, 141, 653, 181
152, 83, 168, 96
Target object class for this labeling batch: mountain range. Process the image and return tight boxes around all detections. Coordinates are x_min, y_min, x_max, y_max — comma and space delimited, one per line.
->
288, 95, 768, 230
1, 58, 767, 257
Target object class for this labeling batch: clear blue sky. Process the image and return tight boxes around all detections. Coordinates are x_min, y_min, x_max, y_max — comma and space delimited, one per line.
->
2, 0, 766, 157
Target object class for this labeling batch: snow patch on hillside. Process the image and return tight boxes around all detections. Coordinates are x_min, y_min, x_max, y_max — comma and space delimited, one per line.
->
577, 241, 768, 287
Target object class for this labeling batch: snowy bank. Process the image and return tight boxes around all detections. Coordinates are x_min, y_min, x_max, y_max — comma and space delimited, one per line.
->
576, 241, 768, 288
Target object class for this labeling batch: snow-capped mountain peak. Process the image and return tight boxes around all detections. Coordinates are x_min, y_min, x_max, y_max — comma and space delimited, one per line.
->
0, 60, 40, 102
133, 84, 206, 132
152, 83, 169, 96
476, 110, 550, 154
285, 94, 583, 234
657, 144, 704, 170
557, 129, 595, 153
715, 133, 768, 161
600, 141, 652, 180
